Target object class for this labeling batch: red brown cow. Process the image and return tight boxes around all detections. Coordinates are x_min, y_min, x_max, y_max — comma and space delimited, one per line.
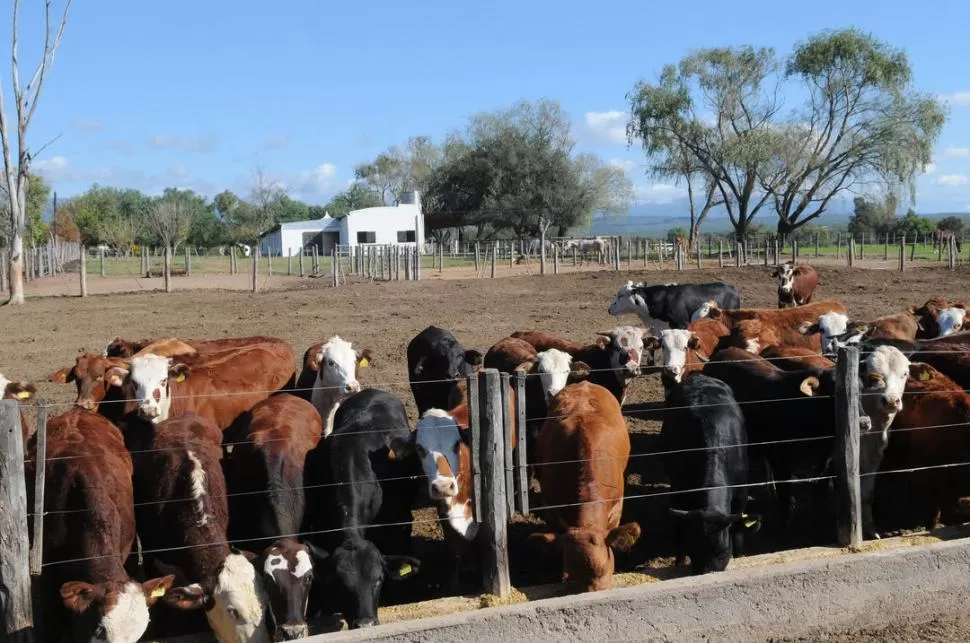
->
103, 335, 285, 358
133, 412, 270, 642
773, 262, 819, 308
25, 409, 174, 643
225, 394, 323, 640
759, 345, 835, 371
909, 298, 968, 339
529, 381, 641, 592
657, 318, 733, 388
105, 342, 296, 433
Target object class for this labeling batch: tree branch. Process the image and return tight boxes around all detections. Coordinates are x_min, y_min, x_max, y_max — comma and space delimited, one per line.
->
25, 0, 73, 131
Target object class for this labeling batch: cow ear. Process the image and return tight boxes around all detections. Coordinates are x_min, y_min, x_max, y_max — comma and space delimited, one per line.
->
513, 360, 536, 374
800, 376, 820, 396
606, 522, 641, 553
357, 349, 374, 368
909, 363, 934, 382
596, 334, 611, 350
798, 321, 819, 335
51, 367, 74, 384
306, 347, 323, 372
169, 363, 190, 383
907, 304, 919, 315
143, 575, 176, 607
105, 366, 129, 388
707, 307, 723, 320
162, 585, 211, 611
384, 555, 421, 581
465, 350, 483, 367
527, 532, 561, 552
231, 547, 258, 564
687, 334, 701, 350
60, 581, 104, 613
387, 435, 415, 461
6, 381, 35, 401
644, 336, 661, 351
306, 542, 330, 564
568, 361, 591, 384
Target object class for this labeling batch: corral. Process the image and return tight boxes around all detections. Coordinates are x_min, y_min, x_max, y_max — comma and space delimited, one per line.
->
5, 262, 970, 639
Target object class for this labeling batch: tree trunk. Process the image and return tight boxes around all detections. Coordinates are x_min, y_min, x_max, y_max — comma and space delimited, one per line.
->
7, 229, 24, 304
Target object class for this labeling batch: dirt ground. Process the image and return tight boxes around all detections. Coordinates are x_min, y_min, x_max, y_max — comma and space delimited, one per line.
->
7, 262, 970, 632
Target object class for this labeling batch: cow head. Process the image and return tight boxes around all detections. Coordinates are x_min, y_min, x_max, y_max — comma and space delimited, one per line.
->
860, 345, 911, 432
669, 509, 760, 575
104, 353, 187, 424
530, 523, 641, 593
659, 329, 706, 389
909, 298, 964, 337
411, 409, 478, 540
318, 535, 419, 629
52, 353, 127, 412
597, 326, 656, 381
936, 306, 968, 337
102, 336, 152, 359
60, 576, 174, 643
309, 336, 372, 398
1, 373, 35, 403
772, 262, 795, 293
521, 349, 591, 404
607, 281, 647, 318
259, 540, 318, 640
164, 551, 270, 643
799, 312, 861, 355
690, 301, 717, 323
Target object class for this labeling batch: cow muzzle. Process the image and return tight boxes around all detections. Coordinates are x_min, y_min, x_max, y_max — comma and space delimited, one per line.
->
881, 396, 902, 413
343, 381, 361, 396
138, 405, 160, 421
430, 476, 458, 499
78, 398, 97, 411
352, 618, 377, 629
279, 623, 309, 640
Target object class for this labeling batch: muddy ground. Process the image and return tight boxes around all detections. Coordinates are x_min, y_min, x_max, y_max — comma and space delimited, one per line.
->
6, 263, 970, 630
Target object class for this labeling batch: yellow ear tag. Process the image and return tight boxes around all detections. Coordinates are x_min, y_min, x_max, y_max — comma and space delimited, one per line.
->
398, 562, 412, 576
150, 587, 167, 599
15, 391, 31, 399
359, 358, 369, 368
175, 373, 186, 382
919, 370, 931, 381
744, 519, 759, 529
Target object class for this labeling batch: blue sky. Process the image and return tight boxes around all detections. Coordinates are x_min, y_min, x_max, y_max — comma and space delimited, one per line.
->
11, 0, 970, 214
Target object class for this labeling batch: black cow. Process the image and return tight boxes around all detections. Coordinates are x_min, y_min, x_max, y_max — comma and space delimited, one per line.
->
608, 280, 741, 329
304, 388, 421, 629
662, 375, 759, 573
406, 326, 482, 414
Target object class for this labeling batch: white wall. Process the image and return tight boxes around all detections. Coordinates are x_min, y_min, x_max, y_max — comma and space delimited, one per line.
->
341, 205, 425, 252
280, 229, 310, 257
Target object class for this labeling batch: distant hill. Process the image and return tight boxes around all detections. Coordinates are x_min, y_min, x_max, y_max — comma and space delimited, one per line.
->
576, 203, 969, 237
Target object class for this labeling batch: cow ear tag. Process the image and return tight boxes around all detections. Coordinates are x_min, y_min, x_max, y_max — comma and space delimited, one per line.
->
359, 358, 369, 368
919, 369, 931, 381
151, 587, 167, 600
741, 513, 759, 529
175, 373, 186, 382
399, 562, 412, 576
15, 391, 31, 399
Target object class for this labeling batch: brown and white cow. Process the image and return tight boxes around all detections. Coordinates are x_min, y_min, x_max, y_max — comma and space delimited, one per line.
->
104, 342, 296, 432
773, 262, 819, 308
759, 345, 835, 371
909, 298, 968, 339
25, 409, 174, 643
799, 311, 920, 354
294, 336, 374, 438
706, 301, 847, 354
511, 327, 657, 404
133, 412, 270, 643
529, 381, 641, 592
225, 394, 323, 640
103, 335, 286, 359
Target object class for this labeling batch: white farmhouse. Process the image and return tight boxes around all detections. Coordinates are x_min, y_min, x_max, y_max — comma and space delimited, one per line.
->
258, 191, 425, 256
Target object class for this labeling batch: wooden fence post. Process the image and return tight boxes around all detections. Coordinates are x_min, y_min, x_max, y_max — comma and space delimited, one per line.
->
30, 403, 48, 576
287, 249, 292, 276
491, 242, 497, 279
0, 399, 32, 637
884, 234, 889, 261
332, 249, 338, 287
816, 232, 821, 258
513, 371, 529, 516
899, 236, 905, 272
540, 230, 547, 276
718, 240, 724, 268
836, 234, 842, 260
642, 240, 648, 269
553, 244, 559, 275
299, 249, 305, 277
613, 238, 620, 271
847, 239, 855, 268
251, 246, 259, 293
79, 246, 88, 297
735, 242, 741, 268
764, 238, 769, 267
414, 246, 421, 281
792, 239, 797, 263
500, 373, 515, 518
185, 247, 192, 276
438, 240, 444, 274
473, 369, 511, 598
834, 346, 863, 548
99, 247, 105, 277
474, 242, 481, 272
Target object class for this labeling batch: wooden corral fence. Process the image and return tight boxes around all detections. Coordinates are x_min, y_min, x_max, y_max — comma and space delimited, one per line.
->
1, 346, 915, 638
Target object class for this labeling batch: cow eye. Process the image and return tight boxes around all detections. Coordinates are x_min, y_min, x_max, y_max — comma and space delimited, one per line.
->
227, 606, 239, 620
867, 373, 884, 385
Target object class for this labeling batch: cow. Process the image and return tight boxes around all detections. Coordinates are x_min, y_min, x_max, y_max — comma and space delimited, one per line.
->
406, 326, 483, 415
772, 262, 819, 308
703, 300, 846, 354
607, 280, 741, 330
132, 412, 270, 643
759, 345, 835, 371
510, 327, 657, 404
294, 336, 374, 438
25, 409, 175, 643
104, 342, 296, 435
903, 343, 970, 390
304, 389, 421, 629
932, 229, 962, 254
562, 237, 609, 264
909, 298, 967, 339
800, 311, 921, 355
224, 394, 324, 640
51, 353, 132, 423
103, 335, 286, 359
662, 375, 760, 574
528, 381, 641, 592
656, 319, 733, 389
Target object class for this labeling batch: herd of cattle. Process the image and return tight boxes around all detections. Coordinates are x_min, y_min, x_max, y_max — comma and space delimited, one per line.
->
3, 259, 970, 642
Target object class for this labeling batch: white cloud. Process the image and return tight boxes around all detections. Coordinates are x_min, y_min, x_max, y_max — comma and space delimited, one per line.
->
608, 158, 637, 173
941, 92, 970, 108
73, 118, 103, 132
263, 133, 290, 150
294, 163, 338, 196
923, 162, 936, 174
936, 174, 969, 187
633, 182, 688, 205
148, 134, 218, 153
585, 110, 628, 145
32, 155, 69, 178
942, 147, 970, 159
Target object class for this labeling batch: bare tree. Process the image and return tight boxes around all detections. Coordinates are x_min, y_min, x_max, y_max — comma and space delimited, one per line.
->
148, 199, 192, 292
99, 215, 140, 258
0, 0, 72, 304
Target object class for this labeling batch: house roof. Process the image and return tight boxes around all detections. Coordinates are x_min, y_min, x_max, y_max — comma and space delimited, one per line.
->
259, 215, 341, 238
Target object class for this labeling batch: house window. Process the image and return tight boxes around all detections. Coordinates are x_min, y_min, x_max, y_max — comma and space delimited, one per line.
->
397, 230, 416, 242
357, 231, 376, 244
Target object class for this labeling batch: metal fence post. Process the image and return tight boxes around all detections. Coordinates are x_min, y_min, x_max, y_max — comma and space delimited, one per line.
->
834, 346, 863, 548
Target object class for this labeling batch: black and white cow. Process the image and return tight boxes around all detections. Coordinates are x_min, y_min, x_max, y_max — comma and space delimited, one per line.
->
608, 280, 741, 329
662, 375, 759, 574
304, 388, 421, 629
406, 326, 482, 415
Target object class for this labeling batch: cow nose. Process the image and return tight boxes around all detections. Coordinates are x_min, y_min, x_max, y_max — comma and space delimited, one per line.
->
431, 478, 457, 498
78, 399, 95, 411
140, 405, 158, 418
883, 396, 902, 412
280, 623, 309, 640
344, 381, 361, 395
352, 618, 377, 629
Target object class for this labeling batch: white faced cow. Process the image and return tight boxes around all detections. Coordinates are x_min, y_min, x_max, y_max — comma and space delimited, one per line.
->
305, 336, 374, 437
